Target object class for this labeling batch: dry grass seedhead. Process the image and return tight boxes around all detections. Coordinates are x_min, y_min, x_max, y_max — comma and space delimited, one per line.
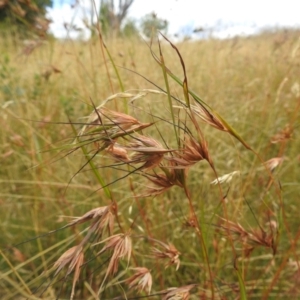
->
53, 245, 84, 298
210, 171, 241, 185
68, 202, 116, 236
106, 142, 130, 162
129, 134, 172, 170
191, 103, 227, 132
161, 284, 197, 300
220, 219, 276, 256
95, 232, 132, 277
125, 267, 153, 294
271, 125, 293, 143
99, 108, 140, 128
168, 136, 211, 168
263, 157, 284, 172
53, 245, 83, 276
79, 107, 152, 142
12, 247, 26, 263
140, 171, 183, 197
84, 107, 139, 130
183, 215, 198, 229
152, 241, 181, 270
90, 203, 116, 236
67, 206, 109, 227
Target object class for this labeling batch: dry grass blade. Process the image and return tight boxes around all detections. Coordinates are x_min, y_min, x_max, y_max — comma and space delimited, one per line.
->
125, 267, 152, 294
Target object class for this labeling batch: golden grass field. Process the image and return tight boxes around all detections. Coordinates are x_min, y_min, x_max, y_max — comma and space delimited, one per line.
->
1, 29, 300, 299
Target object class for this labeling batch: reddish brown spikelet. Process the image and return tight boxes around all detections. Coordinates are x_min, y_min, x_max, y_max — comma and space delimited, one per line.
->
263, 157, 284, 172
106, 142, 130, 162
140, 173, 179, 197
67, 206, 109, 227
192, 103, 227, 131
86, 108, 139, 130
125, 267, 153, 294
168, 136, 211, 168
80, 108, 152, 140
152, 241, 181, 270
53, 245, 83, 276
129, 135, 172, 170
12, 247, 26, 263
70, 251, 84, 300
90, 204, 116, 236
101, 108, 140, 129
68, 202, 116, 237
220, 219, 276, 255
96, 233, 132, 276
271, 125, 293, 143
161, 284, 196, 300
53, 245, 85, 298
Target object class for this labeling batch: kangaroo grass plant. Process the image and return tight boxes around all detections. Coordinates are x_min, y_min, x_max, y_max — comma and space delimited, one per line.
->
1, 29, 300, 299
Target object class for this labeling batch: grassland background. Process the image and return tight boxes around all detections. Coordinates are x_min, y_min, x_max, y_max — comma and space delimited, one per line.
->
0, 29, 300, 299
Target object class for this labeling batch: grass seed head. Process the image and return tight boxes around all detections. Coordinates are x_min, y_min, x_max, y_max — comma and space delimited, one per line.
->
125, 267, 153, 294
168, 136, 211, 168
210, 171, 241, 185
79, 108, 152, 141
106, 142, 130, 162
139, 173, 179, 197
192, 103, 227, 131
53, 245, 84, 277
95, 232, 132, 276
161, 284, 196, 300
263, 157, 284, 172
52, 245, 85, 300
271, 125, 293, 143
220, 219, 276, 255
152, 242, 181, 270
67, 206, 109, 227
129, 135, 172, 170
